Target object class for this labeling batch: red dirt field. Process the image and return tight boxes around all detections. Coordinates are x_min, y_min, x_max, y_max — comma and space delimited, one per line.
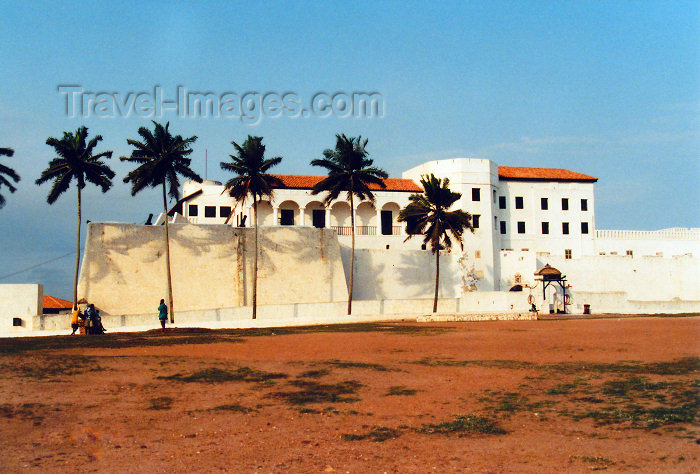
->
0, 317, 698, 473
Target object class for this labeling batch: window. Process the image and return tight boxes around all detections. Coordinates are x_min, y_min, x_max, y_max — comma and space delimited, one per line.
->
475, 250, 481, 258
565, 249, 572, 260
541, 222, 549, 234
498, 196, 506, 209
541, 198, 548, 210
493, 190, 496, 203
204, 206, 216, 218
472, 188, 480, 201
280, 209, 294, 226
515, 196, 523, 209
500, 221, 506, 234
581, 199, 588, 211
472, 214, 480, 229
421, 244, 427, 250
561, 198, 569, 210
562, 222, 570, 235
312, 209, 325, 228
517, 221, 525, 234
626, 250, 633, 257
188, 204, 198, 216
219, 206, 231, 218
581, 222, 589, 234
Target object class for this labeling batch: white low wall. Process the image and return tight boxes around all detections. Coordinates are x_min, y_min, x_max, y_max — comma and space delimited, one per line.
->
32, 291, 531, 332
0, 284, 42, 332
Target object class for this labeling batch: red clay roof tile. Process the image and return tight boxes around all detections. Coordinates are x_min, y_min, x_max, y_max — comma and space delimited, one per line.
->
43, 295, 73, 310
498, 166, 597, 182
270, 175, 422, 192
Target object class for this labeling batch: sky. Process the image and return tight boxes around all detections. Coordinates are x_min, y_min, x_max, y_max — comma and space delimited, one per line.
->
0, 1, 698, 299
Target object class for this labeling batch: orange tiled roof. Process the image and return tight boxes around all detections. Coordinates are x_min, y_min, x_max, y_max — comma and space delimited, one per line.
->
498, 166, 597, 182
43, 295, 73, 310
270, 175, 421, 192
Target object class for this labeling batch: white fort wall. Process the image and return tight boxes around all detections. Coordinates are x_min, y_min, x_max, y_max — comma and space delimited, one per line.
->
0, 284, 42, 332
77, 223, 348, 316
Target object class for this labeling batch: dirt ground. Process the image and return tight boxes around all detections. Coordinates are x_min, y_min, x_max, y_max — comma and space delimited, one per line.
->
0, 317, 698, 473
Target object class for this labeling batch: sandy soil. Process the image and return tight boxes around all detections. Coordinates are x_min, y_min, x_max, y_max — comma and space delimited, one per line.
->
0, 317, 698, 473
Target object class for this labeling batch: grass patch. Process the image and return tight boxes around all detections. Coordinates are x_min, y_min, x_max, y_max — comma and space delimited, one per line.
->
343, 426, 401, 442
0, 403, 47, 420
569, 403, 698, 428
297, 369, 330, 379
477, 391, 549, 416
268, 380, 362, 405
148, 397, 173, 410
386, 385, 419, 396
416, 415, 506, 436
159, 367, 287, 384
209, 404, 253, 413
324, 360, 391, 371
1, 356, 106, 380
570, 455, 616, 470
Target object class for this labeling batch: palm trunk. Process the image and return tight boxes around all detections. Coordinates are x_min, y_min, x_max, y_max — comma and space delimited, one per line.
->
348, 191, 354, 315
162, 181, 174, 324
73, 186, 81, 307
433, 248, 440, 313
252, 197, 258, 320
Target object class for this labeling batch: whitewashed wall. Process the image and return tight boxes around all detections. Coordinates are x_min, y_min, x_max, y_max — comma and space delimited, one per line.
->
0, 284, 42, 332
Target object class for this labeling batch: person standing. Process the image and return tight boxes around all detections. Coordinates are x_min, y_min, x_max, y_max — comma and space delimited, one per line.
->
70, 305, 80, 335
158, 299, 168, 333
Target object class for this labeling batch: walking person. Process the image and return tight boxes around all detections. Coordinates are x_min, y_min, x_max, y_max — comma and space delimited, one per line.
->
158, 299, 168, 333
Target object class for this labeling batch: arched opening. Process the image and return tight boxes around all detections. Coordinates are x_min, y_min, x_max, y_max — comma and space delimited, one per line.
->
330, 201, 351, 235
257, 200, 274, 226
380, 202, 401, 235
305, 201, 326, 228
356, 202, 376, 235
278, 200, 300, 226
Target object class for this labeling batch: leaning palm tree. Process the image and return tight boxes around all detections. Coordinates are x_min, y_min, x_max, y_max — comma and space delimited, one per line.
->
0, 146, 20, 209
35, 127, 114, 307
220, 135, 282, 320
121, 121, 201, 324
398, 174, 473, 313
311, 134, 387, 315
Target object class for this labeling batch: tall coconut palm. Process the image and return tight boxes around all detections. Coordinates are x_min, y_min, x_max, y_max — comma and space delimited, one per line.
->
220, 135, 282, 320
121, 121, 201, 324
398, 174, 473, 313
35, 127, 114, 307
0, 146, 20, 209
311, 134, 387, 315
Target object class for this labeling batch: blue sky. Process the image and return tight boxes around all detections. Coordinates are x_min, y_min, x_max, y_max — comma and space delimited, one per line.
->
0, 1, 698, 299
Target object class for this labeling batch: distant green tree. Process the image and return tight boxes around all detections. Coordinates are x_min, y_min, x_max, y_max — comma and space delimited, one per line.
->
0, 146, 19, 209
220, 135, 282, 320
398, 174, 473, 313
311, 134, 387, 315
36, 127, 114, 307
121, 121, 201, 323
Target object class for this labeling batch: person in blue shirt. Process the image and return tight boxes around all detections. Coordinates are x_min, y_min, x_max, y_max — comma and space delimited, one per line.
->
158, 299, 168, 332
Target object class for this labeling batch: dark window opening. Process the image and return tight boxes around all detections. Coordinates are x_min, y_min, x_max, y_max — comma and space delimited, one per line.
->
188, 204, 198, 216
541, 198, 548, 210
219, 206, 231, 218
12, 317, 22, 327
515, 196, 523, 209
499, 196, 506, 209
581, 199, 588, 211
421, 243, 427, 250
542, 222, 549, 234
472, 188, 480, 201
581, 222, 589, 234
312, 209, 325, 228
500, 221, 507, 234
517, 221, 526, 234
565, 249, 572, 259
381, 210, 393, 235
472, 214, 480, 229
204, 206, 216, 218
385, 244, 390, 250
562, 198, 569, 210
562, 222, 570, 235
280, 209, 294, 226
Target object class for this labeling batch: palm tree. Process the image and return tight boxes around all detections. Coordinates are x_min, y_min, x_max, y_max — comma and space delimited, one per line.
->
311, 134, 388, 315
35, 127, 114, 307
220, 135, 282, 320
0, 146, 20, 209
398, 174, 473, 313
121, 121, 201, 324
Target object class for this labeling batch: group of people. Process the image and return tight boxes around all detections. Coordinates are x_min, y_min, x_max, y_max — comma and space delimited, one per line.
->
70, 303, 106, 335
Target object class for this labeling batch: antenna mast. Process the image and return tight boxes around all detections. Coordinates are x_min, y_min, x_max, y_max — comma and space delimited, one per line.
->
205, 149, 208, 180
